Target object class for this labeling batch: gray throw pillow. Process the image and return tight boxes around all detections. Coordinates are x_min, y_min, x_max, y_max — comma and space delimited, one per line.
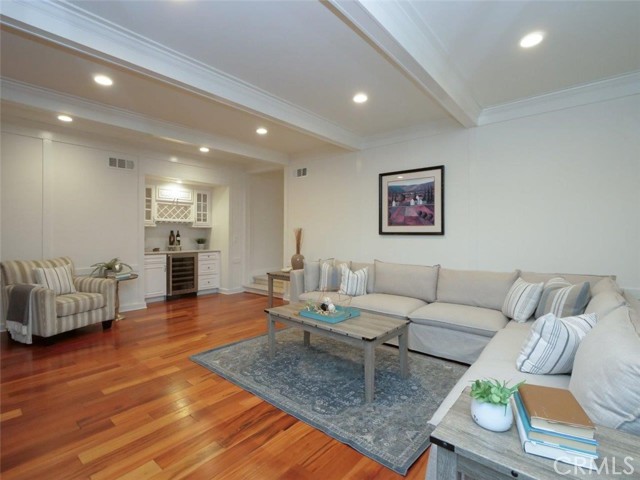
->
303, 260, 321, 293
535, 277, 591, 319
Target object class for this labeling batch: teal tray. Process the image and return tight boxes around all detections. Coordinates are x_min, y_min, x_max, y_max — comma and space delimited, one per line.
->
299, 306, 360, 324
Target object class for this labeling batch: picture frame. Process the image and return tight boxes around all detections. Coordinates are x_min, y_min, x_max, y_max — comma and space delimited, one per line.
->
379, 165, 444, 235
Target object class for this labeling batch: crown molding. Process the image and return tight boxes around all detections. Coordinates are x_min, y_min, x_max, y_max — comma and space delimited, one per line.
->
0, 78, 290, 165
479, 71, 640, 126
326, 0, 481, 128
0, 0, 362, 151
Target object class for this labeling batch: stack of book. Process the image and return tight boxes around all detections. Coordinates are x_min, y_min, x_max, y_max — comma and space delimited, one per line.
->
512, 384, 598, 470
113, 271, 133, 280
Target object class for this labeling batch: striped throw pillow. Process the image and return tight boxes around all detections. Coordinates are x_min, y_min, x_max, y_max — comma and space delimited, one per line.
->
33, 264, 76, 295
516, 312, 598, 374
338, 265, 368, 296
502, 278, 544, 322
535, 277, 591, 319
319, 262, 334, 291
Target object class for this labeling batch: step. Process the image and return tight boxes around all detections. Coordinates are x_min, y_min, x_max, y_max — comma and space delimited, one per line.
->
243, 282, 285, 298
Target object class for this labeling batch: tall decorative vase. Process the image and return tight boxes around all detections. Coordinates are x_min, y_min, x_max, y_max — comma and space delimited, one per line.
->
291, 227, 304, 270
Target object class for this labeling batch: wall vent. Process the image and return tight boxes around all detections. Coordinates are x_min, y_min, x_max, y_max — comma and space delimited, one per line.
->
295, 167, 308, 178
108, 157, 135, 170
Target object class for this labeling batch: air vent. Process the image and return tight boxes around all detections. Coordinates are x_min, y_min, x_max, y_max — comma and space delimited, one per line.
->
295, 167, 308, 178
108, 157, 135, 170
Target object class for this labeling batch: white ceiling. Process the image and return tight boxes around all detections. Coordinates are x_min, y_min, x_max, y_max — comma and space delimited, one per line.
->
1, 0, 638, 170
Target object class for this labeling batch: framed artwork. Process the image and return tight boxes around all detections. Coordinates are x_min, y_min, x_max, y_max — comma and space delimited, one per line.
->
379, 165, 444, 235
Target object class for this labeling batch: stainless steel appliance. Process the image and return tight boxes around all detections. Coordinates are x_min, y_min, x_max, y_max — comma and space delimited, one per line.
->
167, 253, 198, 296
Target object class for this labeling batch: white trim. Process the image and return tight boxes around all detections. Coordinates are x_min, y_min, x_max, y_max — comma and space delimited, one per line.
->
1, 78, 290, 166
219, 287, 244, 295
1, 0, 362, 150
327, 0, 481, 128
120, 302, 147, 313
479, 71, 640, 126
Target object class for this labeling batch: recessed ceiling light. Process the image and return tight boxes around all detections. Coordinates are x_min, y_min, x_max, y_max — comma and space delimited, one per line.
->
94, 74, 113, 86
57, 114, 73, 122
256, 127, 268, 135
520, 31, 545, 48
397, 176, 404, 179
353, 93, 368, 104
169, 157, 178, 163
176, 179, 182, 184
199, 146, 210, 153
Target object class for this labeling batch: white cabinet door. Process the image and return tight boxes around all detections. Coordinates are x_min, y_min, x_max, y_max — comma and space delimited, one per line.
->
194, 190, 211, 227
144, 186, 156, 227
144, 255, 167, 297
198, 251, 220, 291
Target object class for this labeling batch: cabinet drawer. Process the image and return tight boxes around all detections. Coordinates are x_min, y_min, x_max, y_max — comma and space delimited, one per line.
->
198, 274, 220, 289
199, 262, 218, 273
198, 252, 219, 262
144, 254, 167, 266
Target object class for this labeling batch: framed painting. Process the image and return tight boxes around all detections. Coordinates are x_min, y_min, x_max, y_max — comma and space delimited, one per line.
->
379, 166, 444, 235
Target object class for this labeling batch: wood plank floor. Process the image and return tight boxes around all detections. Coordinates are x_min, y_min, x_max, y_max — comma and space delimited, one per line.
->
1, 293, 429, 479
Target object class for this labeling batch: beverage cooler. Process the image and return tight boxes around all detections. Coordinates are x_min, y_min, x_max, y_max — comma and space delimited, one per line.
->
167, 253, 198, 296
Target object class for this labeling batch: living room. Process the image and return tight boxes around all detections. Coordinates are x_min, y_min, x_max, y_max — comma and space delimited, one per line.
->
1, 1, 639, 479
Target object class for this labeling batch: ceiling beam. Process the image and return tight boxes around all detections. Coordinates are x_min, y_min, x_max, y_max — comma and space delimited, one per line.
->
0, 0, 362, 151
326, 0, 481, 128
1, 78, 290, 165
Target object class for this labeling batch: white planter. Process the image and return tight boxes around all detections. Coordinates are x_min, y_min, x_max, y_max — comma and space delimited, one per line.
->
470, 398, 513, 432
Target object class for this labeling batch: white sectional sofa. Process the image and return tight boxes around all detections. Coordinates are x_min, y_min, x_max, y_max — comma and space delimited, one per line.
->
289, 259, 640, 440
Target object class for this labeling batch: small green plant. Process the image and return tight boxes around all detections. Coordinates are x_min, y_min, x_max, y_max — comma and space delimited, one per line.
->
91, 257, 132, 277
195, 238, 207, 244
470, 378, 524, 406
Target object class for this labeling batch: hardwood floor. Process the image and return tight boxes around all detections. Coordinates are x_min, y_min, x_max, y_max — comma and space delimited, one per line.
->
1, 293, 429, 479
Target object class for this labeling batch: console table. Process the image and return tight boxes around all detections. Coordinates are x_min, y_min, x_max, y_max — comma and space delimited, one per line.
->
429, 387, 639, 479
266, 270, 290, 308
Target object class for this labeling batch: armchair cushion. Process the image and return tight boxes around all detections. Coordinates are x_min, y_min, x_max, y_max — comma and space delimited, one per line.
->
34, 264, 76, 295
56, 292, 105, 317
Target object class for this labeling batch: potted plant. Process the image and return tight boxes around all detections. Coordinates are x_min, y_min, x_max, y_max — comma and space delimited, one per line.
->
91, 257, 132, 277
469, 379, 524, 432
195, 238, 207, 250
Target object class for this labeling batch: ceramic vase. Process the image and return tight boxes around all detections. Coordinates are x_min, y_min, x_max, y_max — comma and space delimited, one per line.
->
470, 398, 513, 432
291, 253, 304, 270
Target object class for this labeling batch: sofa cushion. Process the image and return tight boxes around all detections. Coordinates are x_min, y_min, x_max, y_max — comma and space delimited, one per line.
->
1, 256, 74, 285
436, 268, 519, 311
351, 261, 375, 293
520, 272, 610, 288
535, 277, 591, 319
516, 312, 597, 375
373, 260, 439, 303
591, 276, 623, 296
585, 290, 627, 318
338, 264, 368, 297
349, 293, 426, 318
569, 307, 640, 435
502, 277, 544, 322
34, 264, 77, 295
409, 302, 509, 338
56, 292, 105, 316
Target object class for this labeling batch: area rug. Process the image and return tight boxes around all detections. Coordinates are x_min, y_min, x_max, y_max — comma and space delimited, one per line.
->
190, 329, 467, 475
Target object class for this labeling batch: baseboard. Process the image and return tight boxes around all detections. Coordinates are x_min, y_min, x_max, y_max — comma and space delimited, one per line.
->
219, 287, 244, 295
197, 289, 219, 296
120, 302, 147, 313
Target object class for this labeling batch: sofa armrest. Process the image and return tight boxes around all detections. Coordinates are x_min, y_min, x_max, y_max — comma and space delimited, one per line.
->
74, 276, 116, 319
3, 284, 57, 337
289, 269, 304, 303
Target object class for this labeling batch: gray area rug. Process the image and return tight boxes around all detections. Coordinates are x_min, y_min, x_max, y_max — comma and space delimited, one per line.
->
191, 329, 467, 475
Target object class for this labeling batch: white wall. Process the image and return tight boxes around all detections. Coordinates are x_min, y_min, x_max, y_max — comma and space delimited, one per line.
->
286, 96, 640, 294
247, 170, 284, 278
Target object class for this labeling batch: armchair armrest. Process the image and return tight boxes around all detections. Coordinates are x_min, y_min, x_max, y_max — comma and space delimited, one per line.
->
289, 269, 304, 303
74, 276, 116, 319
3, 284, 57, 337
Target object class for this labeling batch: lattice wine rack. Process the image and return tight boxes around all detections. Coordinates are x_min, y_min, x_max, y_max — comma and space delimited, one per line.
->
155, 203, 193, 222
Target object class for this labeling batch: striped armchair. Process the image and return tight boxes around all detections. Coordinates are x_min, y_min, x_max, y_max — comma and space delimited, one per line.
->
1, 256, 116, 341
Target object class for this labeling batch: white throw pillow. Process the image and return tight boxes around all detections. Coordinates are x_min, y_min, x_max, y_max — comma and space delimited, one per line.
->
338, 264, 368, 297
516, 312, 597, 374
33, 264, 76, 295
502, 277, 544, 322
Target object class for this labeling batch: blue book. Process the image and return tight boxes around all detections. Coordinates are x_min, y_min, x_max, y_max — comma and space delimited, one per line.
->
514, 392, 598, 454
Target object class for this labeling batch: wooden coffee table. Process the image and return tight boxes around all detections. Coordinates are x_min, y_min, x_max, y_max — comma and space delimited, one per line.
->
265, 303, 409, 403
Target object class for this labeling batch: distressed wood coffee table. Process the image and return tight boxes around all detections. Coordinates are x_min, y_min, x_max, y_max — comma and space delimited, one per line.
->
265, 303, 409, 403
